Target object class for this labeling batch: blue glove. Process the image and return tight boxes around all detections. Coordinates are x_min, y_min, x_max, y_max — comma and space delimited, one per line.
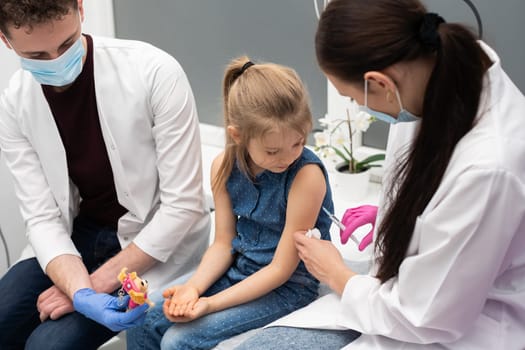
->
73, 288, 149, 332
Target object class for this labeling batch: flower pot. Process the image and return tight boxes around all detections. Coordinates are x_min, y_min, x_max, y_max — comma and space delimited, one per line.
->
328, 163, 371, 202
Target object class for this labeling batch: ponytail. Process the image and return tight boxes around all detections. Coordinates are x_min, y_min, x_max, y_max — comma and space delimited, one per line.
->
213, 56, 253, 193
376, 22, 490, 282
316, 0, 490, 282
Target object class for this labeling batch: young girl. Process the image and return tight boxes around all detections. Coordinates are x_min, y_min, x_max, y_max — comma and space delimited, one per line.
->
126, 56, 334, 349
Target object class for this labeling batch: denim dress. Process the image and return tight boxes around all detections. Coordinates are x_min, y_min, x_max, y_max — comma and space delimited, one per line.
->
127, 148, 334, 350
225, 147, 333, 297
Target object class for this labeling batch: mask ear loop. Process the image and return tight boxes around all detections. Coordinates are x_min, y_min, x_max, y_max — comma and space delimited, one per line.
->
3, 35, 15, 51
393, 87, 405, 113
364, 79, 369, 107
386, 90, 394, 103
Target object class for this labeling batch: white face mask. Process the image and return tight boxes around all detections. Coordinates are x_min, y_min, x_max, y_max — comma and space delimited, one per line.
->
359, 79, 420, 124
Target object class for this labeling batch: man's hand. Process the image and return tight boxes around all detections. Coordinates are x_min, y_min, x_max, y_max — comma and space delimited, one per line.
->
73, 288, 148, 331
37, 286, 74, 322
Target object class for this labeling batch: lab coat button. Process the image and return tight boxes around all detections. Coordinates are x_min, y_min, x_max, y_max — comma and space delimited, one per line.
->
110, 144, 116, 150
123, 236, 129, 241
124, 192, 129, 197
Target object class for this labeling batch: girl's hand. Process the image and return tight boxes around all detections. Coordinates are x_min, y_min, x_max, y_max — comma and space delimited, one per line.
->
163, 296, 211, 323
162, 284, 199, 318
293, 231, 355, 295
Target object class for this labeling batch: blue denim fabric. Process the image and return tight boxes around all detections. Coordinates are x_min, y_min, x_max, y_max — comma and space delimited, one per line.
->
127, 148, 335, 349
127, 271, 317, 350
234, 326, 361, 350
228, 148, 333, 290
0, 216, 122, 350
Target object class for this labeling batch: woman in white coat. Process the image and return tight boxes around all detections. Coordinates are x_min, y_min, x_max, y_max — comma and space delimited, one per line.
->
235, 0, 525, 349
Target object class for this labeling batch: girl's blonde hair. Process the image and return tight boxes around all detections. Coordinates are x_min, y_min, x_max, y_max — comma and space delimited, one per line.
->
213, 55, 313, 192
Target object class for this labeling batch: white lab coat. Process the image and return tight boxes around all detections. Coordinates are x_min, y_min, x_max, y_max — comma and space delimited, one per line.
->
270, 42, 525, 349
0, 36, 210, 291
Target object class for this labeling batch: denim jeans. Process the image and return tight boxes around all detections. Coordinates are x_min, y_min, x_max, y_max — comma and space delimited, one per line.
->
0, 216, 122, 350
234, 326, 361, 350
127, 268, 317, 350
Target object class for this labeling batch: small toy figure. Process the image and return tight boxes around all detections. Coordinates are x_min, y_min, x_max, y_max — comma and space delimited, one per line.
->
117, 267, 155, 310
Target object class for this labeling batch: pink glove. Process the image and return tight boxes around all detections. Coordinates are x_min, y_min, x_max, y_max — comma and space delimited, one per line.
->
340, 205, 378, 251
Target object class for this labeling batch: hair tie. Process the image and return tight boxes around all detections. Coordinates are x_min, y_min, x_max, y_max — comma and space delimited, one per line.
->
240, 61, 254, 75
419, 13, 445, 51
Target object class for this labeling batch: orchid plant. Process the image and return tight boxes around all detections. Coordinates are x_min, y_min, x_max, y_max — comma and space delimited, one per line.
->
314, 99, 385, 173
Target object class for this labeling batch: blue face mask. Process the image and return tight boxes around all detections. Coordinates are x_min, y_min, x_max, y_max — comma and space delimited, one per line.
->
359, 79, 420, 124
19, 36, 85, 87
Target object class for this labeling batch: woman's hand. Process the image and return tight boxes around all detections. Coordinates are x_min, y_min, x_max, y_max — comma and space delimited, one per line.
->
340, 205, 377, 250
162, 284, 199, 318
294, 231, 355, 295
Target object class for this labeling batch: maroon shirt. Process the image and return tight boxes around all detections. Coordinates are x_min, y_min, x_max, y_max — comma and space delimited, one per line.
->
42, 35, 127, 230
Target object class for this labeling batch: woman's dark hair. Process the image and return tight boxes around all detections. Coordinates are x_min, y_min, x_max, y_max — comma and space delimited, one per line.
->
0, 0, 77, 37
316, 0, 490, 282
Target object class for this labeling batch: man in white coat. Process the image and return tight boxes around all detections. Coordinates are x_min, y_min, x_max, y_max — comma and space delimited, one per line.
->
0, 0, 210, 348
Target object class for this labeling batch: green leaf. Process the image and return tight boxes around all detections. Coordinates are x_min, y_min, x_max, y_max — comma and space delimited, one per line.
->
357, 153, 385, 166
342, 145, 352, 158
330, 146, 350, 164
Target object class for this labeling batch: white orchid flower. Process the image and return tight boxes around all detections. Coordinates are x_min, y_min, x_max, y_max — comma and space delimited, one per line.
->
351, 111, 373, 132
331, 130, 349, 147
318, 117, 331, 127
313, 103, 384, 173
313, 131, 330, 147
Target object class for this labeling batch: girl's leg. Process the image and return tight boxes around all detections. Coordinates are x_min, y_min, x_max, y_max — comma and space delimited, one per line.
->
126, 292, 173, 350
234, 326, 361, 350
160, 288, 306, 350
126, 271, 199, 350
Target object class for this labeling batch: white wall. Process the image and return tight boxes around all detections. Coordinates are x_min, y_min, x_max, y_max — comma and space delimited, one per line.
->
0, 0, 115, 275
0, 15, 22, 274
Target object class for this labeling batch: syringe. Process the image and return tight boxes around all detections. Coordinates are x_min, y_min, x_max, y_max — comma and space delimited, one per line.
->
322, 206, 359, 245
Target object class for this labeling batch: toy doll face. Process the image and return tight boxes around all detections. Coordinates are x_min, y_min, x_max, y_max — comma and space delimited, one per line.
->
134, 277, 149, 292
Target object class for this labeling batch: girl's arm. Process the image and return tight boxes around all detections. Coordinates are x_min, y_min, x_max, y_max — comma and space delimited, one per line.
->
163, 152, 236, 315
202, 163, 326, 314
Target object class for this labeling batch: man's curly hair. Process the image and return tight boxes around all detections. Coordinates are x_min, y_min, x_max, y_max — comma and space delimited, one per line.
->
0, 0, 77, 37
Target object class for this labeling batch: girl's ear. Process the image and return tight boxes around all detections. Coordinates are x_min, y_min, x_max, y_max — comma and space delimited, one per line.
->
227, 125, 242, 144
